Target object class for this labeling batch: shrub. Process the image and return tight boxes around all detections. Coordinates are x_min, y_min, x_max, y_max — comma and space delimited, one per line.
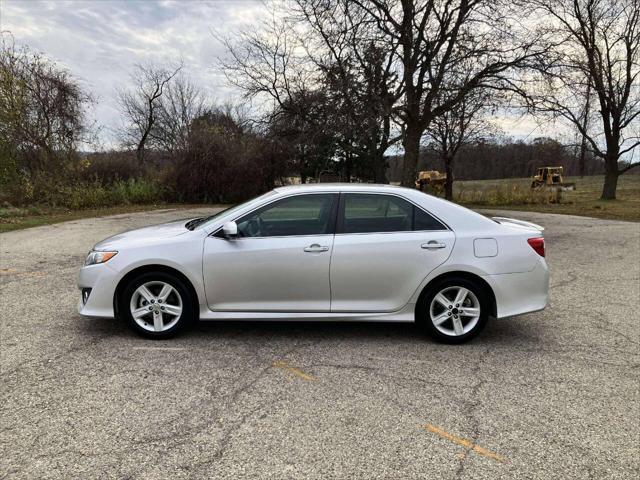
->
80, 151, 143, 185
49, 178, 164, 210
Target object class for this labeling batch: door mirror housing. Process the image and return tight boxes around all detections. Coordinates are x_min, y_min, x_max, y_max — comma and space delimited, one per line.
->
221, 221, 238, 239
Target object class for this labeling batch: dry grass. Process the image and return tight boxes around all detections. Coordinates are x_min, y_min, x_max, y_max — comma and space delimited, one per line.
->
454, 184, 564, 206
454, 174, 640, 222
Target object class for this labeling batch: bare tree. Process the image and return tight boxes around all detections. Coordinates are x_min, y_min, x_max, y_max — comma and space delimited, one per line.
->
527, 0, 640, 199
425, 90, 498, 199
218, 12, 335, 181
152, 73, 207, 155
217, 13, 312, 113
342, 0, 547, 187
117, 62, 182, 165
294, 0, 402, 182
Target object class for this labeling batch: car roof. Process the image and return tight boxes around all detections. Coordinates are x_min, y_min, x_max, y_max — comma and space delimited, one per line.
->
274, 183, 411, 193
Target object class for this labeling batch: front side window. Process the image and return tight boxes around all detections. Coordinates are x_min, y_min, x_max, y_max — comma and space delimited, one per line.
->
340, 193, 445, 233
236, 194, 336, 237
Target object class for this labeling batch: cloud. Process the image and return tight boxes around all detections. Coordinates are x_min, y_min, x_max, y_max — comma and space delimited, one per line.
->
0, 0, 572, 148
1, 0, 266, 146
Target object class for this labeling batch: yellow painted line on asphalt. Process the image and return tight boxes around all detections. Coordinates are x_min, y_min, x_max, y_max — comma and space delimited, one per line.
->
0, 268, 19, 275
0, 269, 46, 278
272, 361, 316, 381
423, 424, 506, 463
26, 271, 47, 278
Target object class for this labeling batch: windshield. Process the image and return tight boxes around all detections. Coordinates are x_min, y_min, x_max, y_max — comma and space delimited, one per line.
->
186, 191, 277, 230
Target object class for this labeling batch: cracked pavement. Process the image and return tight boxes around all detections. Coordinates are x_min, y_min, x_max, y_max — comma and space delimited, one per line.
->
1, 208, 639, 479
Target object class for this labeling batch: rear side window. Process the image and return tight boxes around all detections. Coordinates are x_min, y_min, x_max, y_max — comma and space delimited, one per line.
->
339, 193, 445, 233
236, 194, 336, 237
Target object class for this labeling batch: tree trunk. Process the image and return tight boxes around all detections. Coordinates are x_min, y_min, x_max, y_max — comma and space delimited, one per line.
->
344, 151, 352, 183
601, 154, 619, 200
401, 127, 422, 187
578, 140, 587, 178
444, 155, 454, 200
372, 148, 389, 184
601, 171, 618, 200
136, 142, 145, 165
578, 82, 591, 178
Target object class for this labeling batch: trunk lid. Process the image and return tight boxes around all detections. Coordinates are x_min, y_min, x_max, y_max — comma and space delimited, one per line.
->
492, 216, 544, 233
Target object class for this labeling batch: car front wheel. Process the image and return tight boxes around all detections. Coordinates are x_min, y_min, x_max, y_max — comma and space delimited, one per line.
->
418, 277, 489, 344
120, 272, 194, 339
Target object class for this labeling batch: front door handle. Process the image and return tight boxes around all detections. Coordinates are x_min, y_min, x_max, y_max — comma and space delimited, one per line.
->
422, 241, 446, 250
304, 244, 329, 253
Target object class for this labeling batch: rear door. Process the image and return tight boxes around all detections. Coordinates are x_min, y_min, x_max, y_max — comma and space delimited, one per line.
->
330, 193, 454, 312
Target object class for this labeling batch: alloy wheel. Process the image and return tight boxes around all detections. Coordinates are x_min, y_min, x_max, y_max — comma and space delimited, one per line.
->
129, 281, 183, 332
429, 286, 481, 337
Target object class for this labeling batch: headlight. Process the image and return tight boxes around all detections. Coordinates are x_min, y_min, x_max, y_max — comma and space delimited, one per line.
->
84, 250, 118, 266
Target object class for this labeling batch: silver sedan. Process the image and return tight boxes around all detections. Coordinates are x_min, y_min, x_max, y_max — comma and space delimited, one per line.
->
78, 184, 549, 343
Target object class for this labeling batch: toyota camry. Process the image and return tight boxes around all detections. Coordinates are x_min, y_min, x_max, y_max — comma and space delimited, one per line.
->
78, 184, 549, 343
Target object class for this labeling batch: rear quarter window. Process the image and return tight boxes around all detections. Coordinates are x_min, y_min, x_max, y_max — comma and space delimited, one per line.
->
414, 207, 446, 231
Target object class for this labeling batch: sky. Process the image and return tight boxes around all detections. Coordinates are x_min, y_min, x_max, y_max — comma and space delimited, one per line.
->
1, 0, 563, 149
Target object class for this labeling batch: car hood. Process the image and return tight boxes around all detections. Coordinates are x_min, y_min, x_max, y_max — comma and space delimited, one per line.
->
93, 218, 194, 250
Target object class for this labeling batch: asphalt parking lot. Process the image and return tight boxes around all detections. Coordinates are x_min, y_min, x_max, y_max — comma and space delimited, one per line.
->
1, 207, 638, 479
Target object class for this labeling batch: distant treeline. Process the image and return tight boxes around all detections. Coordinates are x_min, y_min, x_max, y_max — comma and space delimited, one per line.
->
388, 137, 607, 183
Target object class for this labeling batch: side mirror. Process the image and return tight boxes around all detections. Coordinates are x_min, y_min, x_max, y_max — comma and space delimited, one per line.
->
221, 221, 238, 239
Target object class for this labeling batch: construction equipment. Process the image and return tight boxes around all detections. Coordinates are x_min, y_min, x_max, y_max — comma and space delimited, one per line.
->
531, 167, 575, 191
415, 170, 447, 192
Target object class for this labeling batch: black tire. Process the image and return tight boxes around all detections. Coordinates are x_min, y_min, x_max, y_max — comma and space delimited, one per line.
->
416, 276, 490, 344
120, 271, 195, 339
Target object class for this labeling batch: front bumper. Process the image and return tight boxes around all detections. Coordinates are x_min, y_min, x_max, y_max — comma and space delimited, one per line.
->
77, 262, 120, 318
483, 259, 549, 318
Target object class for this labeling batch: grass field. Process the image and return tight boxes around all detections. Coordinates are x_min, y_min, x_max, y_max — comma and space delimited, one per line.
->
454, 174, 640, 222
1, 175, 638, 233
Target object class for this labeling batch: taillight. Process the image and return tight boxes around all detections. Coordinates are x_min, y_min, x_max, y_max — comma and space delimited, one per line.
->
527, 237, 545, 257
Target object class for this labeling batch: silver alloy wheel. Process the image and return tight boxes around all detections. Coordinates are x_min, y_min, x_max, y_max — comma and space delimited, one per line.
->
429, 286, 481, 337
129, 281, 183, 332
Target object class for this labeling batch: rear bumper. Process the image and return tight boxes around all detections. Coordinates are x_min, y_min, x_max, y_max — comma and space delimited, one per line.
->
77, 263, 119, 318
482, 259, 549, 318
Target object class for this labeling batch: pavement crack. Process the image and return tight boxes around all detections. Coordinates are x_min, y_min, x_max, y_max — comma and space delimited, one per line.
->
169, 341, 315, 474
456, 347, 491, 479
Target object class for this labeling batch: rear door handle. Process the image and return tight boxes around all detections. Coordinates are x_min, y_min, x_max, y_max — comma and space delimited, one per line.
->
304, 244, 329, 253
422, 241, 446, 250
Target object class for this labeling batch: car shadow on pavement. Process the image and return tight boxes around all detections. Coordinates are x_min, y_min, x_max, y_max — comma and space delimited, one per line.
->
78, 313, 544, 347
192, 320, 421, 342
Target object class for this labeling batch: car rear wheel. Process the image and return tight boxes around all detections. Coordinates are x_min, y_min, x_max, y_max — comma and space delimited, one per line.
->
120, 272, 195, 339
417, 277, 489, 344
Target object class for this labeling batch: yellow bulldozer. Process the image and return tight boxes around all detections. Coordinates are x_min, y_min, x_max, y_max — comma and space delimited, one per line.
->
531, 166, 575, 191
415, 170, 447, 192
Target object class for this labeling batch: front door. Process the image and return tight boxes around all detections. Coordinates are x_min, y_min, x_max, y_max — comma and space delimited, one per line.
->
203, 193, 337, 312
330, 193, 455, 312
